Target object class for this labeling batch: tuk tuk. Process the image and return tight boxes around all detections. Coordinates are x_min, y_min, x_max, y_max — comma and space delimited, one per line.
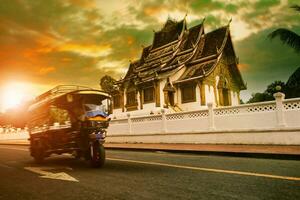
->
27, 85, 112, 167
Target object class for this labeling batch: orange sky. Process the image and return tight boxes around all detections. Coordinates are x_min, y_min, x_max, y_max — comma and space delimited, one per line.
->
0, 0, 299, 112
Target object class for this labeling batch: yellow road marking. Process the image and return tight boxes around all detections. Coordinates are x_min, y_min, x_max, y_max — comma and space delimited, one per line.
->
107, 158, 300, 181
2, 146, 299, 181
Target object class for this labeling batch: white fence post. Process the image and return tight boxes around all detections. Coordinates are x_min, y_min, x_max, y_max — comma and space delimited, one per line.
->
127, 113, 132, 134
161, 109, 167, 133
207, 102, 215, 130
273, 92, 286, 128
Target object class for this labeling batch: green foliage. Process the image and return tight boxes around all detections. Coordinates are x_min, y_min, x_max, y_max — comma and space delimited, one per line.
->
100, 75, 117, 94
268, 5, 300, 53
285, 67, 300, 98
265, 80, 286, 96
248, 92, 273, 103
247, 80, 286, 103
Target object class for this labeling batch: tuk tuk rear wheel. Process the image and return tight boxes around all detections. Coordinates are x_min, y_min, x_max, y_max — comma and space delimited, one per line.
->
90, 143, 105, 168
31, 140, 45, 163
32, 148, 45, 163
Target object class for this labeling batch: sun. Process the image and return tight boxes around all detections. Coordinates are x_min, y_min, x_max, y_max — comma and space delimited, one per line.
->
2, 89, 23, 111
1, 82, 31, 112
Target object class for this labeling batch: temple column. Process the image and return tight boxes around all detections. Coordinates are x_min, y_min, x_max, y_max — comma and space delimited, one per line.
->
213, 85, 218, 107
228, 90, 232, 106
163, 91, 169, 108
218, 88, 223, 106
199, 82, 206, 106
121, 90, 125, 112
139, 89, 143, 110
155, 81, 160, 107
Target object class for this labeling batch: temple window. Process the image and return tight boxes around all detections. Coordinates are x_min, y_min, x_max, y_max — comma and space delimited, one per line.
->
181, 83, 196, 103
126, 91, 136, 106
143, 87, 154, 103
113, 94, 121, 109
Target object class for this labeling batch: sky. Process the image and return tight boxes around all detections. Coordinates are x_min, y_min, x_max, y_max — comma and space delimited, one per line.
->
0, 0, 299, 111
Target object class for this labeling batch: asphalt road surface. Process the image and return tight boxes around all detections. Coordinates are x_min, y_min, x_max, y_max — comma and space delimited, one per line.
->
0, 145, 299, 200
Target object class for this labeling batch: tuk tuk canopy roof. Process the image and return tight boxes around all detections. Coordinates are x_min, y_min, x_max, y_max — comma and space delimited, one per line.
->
28, 85, 110, 113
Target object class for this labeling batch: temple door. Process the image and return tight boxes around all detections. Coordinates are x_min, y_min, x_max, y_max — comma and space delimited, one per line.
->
218, 76, 231, 106
168, 91, 175, 106
222, 88, 229, 106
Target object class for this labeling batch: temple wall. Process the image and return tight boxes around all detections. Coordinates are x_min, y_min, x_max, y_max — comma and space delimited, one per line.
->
3, 94, 300, 145
231, 91, 239, 106
106, 95, 300, 145
177, 84, 202, 111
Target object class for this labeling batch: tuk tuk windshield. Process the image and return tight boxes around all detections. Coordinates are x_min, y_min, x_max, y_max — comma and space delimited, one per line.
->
80, 94, 111, 118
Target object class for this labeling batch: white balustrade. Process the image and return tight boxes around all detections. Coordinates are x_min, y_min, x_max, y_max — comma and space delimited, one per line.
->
2, 94, 300, 144
108, 94, 300, 135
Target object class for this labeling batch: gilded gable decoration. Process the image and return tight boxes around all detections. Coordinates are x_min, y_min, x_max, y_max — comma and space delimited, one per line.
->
112, 17, 247, 116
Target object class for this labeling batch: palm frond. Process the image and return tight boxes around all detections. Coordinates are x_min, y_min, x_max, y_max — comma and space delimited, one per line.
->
291, 5, 300, 12
268, 28, 300, 53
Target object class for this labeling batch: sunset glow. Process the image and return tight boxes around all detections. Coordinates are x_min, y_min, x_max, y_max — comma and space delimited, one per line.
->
0, 82, 51, 112
1, 83, 26, 111
0, 0, 299, 112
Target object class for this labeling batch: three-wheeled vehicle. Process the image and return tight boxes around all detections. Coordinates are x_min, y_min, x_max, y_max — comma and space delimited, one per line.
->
27, 85, 112, 167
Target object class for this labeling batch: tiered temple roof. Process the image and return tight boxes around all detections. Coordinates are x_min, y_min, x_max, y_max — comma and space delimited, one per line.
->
119, 18, 246, 90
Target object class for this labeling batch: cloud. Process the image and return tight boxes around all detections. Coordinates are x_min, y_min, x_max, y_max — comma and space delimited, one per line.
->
236, 27, 300, 100
37, 66, 56, 75
0, 0, 299, 105
96, 59, 128, 74
57, 43, 112, 57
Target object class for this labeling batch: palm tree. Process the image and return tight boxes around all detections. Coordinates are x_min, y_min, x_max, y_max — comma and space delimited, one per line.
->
268, 5, 300, 53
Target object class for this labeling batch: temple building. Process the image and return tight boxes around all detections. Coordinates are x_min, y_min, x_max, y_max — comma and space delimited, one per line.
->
112, 18, 246, 116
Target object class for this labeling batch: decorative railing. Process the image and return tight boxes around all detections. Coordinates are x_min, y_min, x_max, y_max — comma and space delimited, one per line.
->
166, 110, 208, 120
283, 97, 300, 110
2, 93, 300, 138
131, 115, 162, 123
109, 118, 128, 124
214, 101, 277, 116
107, 93, 300, 134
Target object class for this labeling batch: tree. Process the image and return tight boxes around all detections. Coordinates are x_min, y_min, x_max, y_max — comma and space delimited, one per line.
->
100, 75, 117, 94
247, 92, 272, 103
268, 5, 300, 53
247, 80, 286, 103
265, 80, 286, 96
285, 67, 300, 98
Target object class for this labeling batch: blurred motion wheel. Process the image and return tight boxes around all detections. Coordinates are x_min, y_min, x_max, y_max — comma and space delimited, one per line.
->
31, 140, 45, 163
32, 147, 45, 163
90, 143, 105, 168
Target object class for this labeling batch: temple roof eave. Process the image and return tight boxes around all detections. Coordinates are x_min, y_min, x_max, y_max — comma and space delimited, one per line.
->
117, 19, 246, 92
173, 75, 204, 84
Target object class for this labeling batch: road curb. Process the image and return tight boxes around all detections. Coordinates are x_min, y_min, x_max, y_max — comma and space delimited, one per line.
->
1, 141, 299, 160
104, 146, 300, 160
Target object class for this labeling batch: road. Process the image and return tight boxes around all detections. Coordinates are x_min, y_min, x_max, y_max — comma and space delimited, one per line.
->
0, 145, 299, 200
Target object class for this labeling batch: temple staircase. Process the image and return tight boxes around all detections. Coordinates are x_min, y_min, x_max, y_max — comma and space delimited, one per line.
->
169, 104, 183, 112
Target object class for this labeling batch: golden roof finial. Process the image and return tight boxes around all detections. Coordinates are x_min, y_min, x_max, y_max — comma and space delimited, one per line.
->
228, 18, 232, 26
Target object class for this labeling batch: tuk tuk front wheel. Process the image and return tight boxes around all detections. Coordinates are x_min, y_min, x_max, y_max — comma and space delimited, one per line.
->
90, 143, 105, 168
